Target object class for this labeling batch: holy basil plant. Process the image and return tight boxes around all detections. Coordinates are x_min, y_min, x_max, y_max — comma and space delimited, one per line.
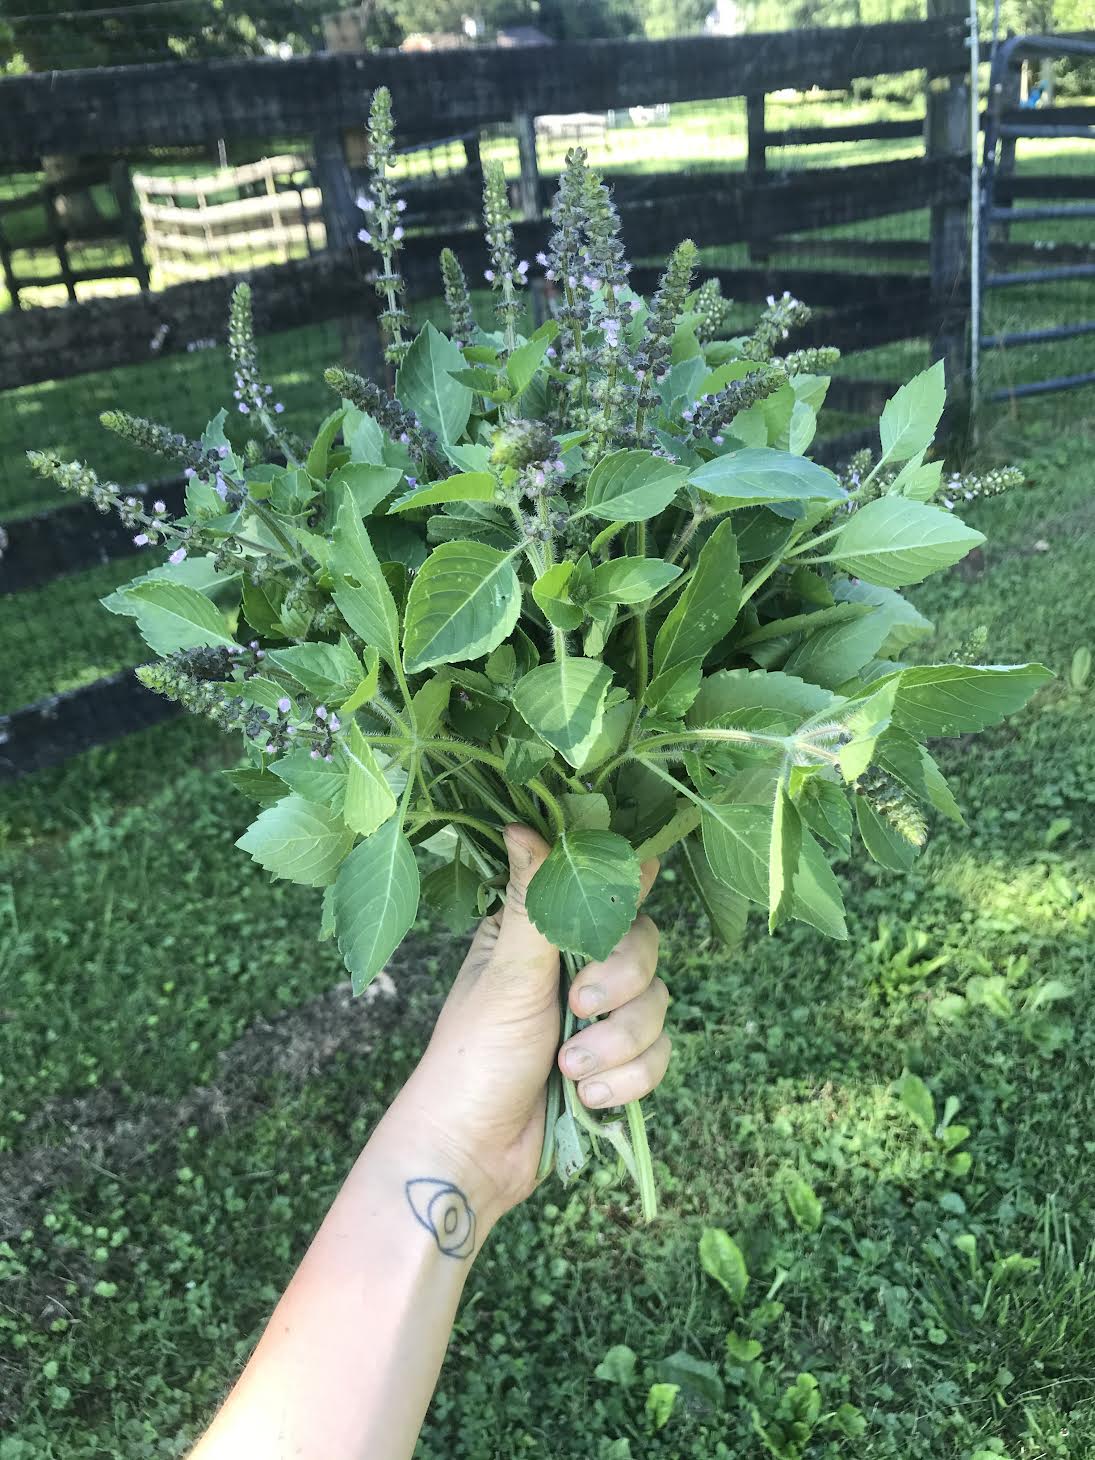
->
30, 88, 1050, 1221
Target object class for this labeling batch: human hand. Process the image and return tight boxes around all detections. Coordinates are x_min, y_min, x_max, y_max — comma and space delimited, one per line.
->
391, 824, 670, 1224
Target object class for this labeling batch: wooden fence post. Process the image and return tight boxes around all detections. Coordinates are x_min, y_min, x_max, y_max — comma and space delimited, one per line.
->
513, 111, 541, 220
745, 92, 769, 265
925, 0, 970, 406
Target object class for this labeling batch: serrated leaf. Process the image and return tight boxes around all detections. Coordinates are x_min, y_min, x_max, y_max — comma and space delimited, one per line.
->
892, 456, 944, 502
343, 723, 398, 837
828, 496, 984, 588
797, 778, 852, 854
124, 581, 236, 655
560, 792, 612, 832
328, 462, 403, 517
499, 707, 554, 784
420, 853, 478, 934
330, 491, 401, 667
340, 647, 381, 714
586, 556, 681, 607
333, 817, 420, 995
236, 794, 354, 887
681, 834, 749, 948
652, 518, 742, 677
577, 448, 689, 522
898, 1072, 936, 1134
525, 829, 641, 959
837, 677, 899, 780
879, 360, 945, 463
511, 658, 614, 768
267, 637, 363, 702
402, 541, 520, 673
833, 579, 933, 656
644, 658, 703, 719
270, 748, 348, 809
859, 663, 1054, 737
855, 794, 920, 871
690, 668, 835, 727
101, 554, 239, 618
532, 561, 584, 630
784, 1173, 823, 1232
645, 1383, 679, 1432
782, 609, 892, 690
389, 472, 497, 513
305, 407, 345, 480
222, 766, 284, 807
875, 729, 964, 824
768, 787, 801, 933
594, 1344, 637, 1388
395, 322, 472, 443
342, 404, 385, 465
410, 674, 451, 738
699, 1227, 748, 1303
506, 325, 557, 395
691, 448, 845, 509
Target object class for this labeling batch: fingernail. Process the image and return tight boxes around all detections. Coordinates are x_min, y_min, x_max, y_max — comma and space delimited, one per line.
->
581, 1081, 611, 1107
578, 984, 605, 1016
565, 1047, 594, 1076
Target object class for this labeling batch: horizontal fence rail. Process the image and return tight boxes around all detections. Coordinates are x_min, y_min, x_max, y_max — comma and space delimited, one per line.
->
0, 21, 967, 164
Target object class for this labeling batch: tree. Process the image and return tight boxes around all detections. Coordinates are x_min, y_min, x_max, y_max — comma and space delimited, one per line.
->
637, 0, 712, 39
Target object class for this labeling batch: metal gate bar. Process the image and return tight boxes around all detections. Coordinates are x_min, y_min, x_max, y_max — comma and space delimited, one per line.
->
977, 32, 1095, 405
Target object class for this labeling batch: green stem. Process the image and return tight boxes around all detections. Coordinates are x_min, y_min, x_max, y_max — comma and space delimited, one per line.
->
248, 500, 303, 566
408, 809, 507, 851
783, 520, 846, 559
627, 521, 650, 741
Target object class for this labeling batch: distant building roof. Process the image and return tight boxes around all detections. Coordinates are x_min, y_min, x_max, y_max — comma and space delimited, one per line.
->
496, 25, 553, 47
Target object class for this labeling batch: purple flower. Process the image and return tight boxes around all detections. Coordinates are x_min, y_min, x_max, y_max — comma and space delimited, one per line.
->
153, 499, 166, 514
628, 299, 642, 314
358, 228, 372, 244
264, 385, 272, 396
533, 469, 545, 487
214, 473, 228, 499
713, 434, 724, 445
399, 431, 410, 444
310, 748, 320, 760
277, 696, 292, 715
328, 715, 341, 732
324, 754, 334, 763
184, 467, 196, 480
217, 443, 230, 458
545, 269, 556, 282
315, 705, 328, 721
168, 547, 187, 566
942, 496, 955, 509
355, 193, 373, 211
233, 390, 241, 400
536, 251, 549, 267
396, 198, 407, 213
254, 649, 265, 660
238, 403, 250, 415
635, 369, 646, 380
405, 476, 417, 487
249, 641, 259, 651
546, 346, 556, 359
517, 259, 529, 277
484, 269, 495, 283
274, 403, 285, 414
392, 225, 404, 241
553, 457, 566, 473
133, 533, 149, 547
682, 409, 694, 422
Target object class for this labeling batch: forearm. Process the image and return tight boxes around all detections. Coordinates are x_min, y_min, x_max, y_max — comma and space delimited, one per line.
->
190, 1095, 501, 1460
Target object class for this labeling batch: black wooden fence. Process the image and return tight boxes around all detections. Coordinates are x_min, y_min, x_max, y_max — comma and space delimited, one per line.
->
0, 18, 973, 779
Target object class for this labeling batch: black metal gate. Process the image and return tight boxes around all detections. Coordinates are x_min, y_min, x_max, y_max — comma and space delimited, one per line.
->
977, 33, 1095, 405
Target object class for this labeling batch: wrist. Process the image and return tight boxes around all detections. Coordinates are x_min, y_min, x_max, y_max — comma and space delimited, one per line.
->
376, 1084, 507, 1245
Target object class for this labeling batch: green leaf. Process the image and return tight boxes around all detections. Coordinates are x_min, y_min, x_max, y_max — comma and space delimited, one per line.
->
828, 496, 984, 589
726, 1332, 763, 1364
306, 406, 346, 480
389, 472, 497, 513
837, 677, 899, 780
681, 834, 749, 948
340, 647, 381, 714
330, 491, 401, 667
328, 462, 403, 517
690, 448, 845, 509
875, 729, 964, 824
652, 519, 742, 678
532, 561, 584, 631
768, 787, 802, 933
395, 321, 472, 443
506, 324, 557, 396
891, 455, 943, 502
499, 707, 554, 784
420, 853, 478, 935
833, 579, 933, 656
402, 541, 521, 674
645, 1384, 679, 1432
270, 749, 348, 809
236, 794, 354, 887
702, 802, 847, 939
784, 1173, 823, 1232
333, 817, 420, 995
577, 448, 689, 522
571, 697, 632, 775
698, 1227, 748, 1303
343, 723, 398, 838
796, 777, 852, 854
586, 557, 681, 607
410, 675, 451, 738
690, 668, 835, 727
101, 554, 239, 617
782, 609, 892, 690
879, 360, 945, 464
512, 658, 614, 769
898, 1072, 936, 1134
594, 1344, 637, 1388
222, 765, 284, 807
855, 794, 919, 871
560, 791, 612, 832
864, 663, 1054, 737
525, 829, 641, 959
124, 581, 236, 655
267, 637, 363, 703
644, 658, 703, 720
343, 403, 385, 465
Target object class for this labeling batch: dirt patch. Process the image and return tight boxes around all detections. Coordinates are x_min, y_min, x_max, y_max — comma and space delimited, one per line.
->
0, 966, 405, 1239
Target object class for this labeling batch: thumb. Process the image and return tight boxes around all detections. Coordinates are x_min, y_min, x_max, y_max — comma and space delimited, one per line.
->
492, 823, 556, 969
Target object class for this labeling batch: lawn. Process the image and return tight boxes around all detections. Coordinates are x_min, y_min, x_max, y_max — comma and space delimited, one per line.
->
1, 373, 1093, 1458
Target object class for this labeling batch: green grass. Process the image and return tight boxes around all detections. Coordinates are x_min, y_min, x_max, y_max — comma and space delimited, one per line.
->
1, 389, 1093, 1458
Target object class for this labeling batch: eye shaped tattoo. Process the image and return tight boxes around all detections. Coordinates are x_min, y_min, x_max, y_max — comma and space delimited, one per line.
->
405, 1178, 476, 1259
